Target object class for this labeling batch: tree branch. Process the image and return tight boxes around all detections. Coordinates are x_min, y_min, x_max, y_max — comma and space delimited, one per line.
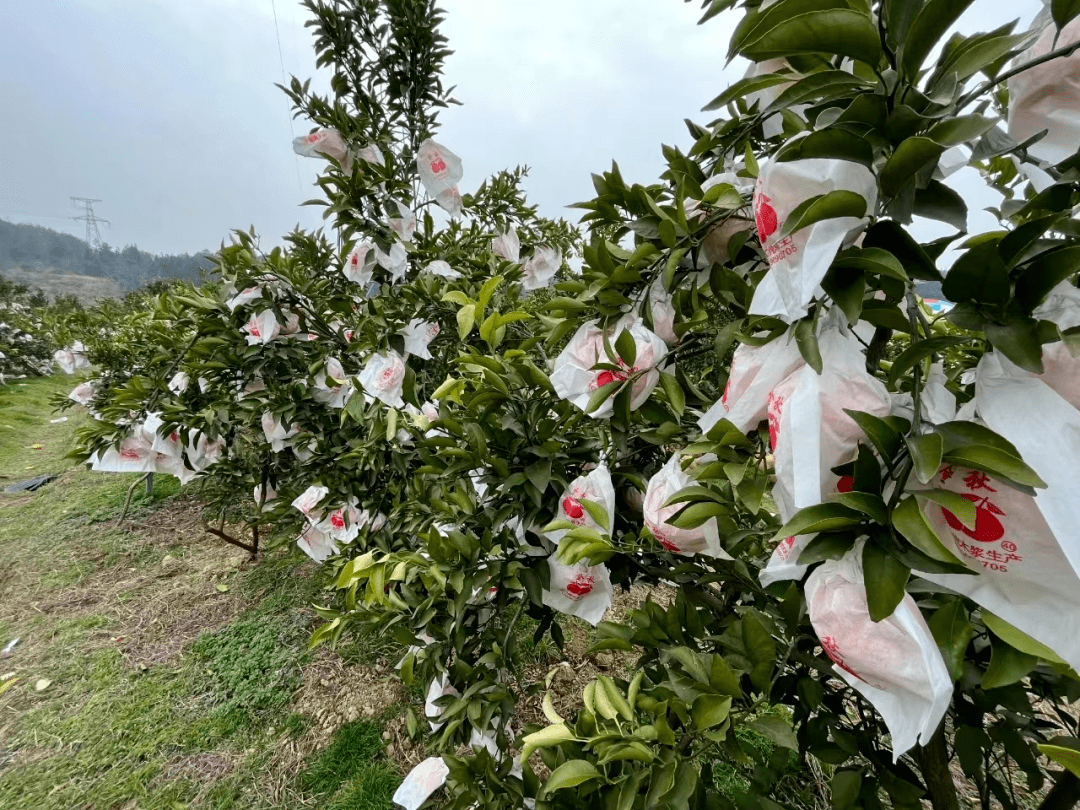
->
957, 39, 1080, 110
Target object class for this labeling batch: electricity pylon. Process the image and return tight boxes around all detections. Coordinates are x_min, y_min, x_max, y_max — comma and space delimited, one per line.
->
71, 197, 109, 249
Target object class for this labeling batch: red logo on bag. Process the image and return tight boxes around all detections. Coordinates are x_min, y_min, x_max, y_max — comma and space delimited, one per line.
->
565, 573, 595, 600
307, 133, 320, 143
821, 635, 864, 682
330, 511, 345, 530
562, 495, 585, 523
776, 536, 796, 561
939, 467, 1006, 543
767, 391, 784, 451
120, 448, 141, 461
836, 476, 854, 493
755, 193, 778, 242
654, 530, 680, 552
430, 157, 447, 174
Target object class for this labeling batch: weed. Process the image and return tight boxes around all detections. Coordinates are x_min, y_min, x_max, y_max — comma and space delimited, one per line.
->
323, 764, 401, 810
301, 720, 386, 793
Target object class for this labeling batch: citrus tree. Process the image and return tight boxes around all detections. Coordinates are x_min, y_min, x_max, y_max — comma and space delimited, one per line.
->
62, 1, 1080, 809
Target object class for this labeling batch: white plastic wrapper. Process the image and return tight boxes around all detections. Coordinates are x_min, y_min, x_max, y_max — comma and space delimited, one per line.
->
344, 242, 376, 286
243, 310, 280, 346
550, 315, 669, 419
296, 524, 338, 563
768, 326, 891, 521
359, 350, 406, 408
743, 58, 805, 139
68, 380, 97, 406
292, 484, 329, 519
425, 673, 461, 731
649, 278, 678, 346
521, 246, 562, 291
935, 146, 968, 180
261, 411, 299, 452
749, 146, 878, 322
643, 452, 732, 558
389, 201, 417, 243
807, 541, 952, 758
699, 335, 805, 435
417, 138, 463, 197
392, 757, 450, 810
545, 465, 616, 544
400, 318, 439, 361
889, 362, 957, 427
54, 342, 91, 374
375, 242, 408, 282
435, 185, 463, 217
253, 481, 278, 513
357, 143, 385, 167
492, 227, 520, 263
314, 501, 363, 544
168, 372, 189, 396
313, 357, 354, 409
542, 556, 614, 626
916, 460, 1080, 672
702, 216, 755, 268
292, 129, 351, 173
1008, 15, 1080, 165
760, 533, 815, 587
424, 259, 461, 280
226, 285, 263, 311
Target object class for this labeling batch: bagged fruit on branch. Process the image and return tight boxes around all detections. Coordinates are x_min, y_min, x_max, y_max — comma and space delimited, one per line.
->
359, 350, 406, 408
416, 138, 463, 197
545, 464, 616, 543
491, 227, 520, 263
698, 334, 804, 435
768, 324, 890, 521
343, 242, 376, 286
551, 315, 668, 419
1008, 11, 1080, 166
542, 555, 613, 626
393, 757, 450, 810
806, 540, 952, 758
643, 452, 732, 559
521, 246, 562, 291
292, 128, 351, 173
749, 139, 877, 322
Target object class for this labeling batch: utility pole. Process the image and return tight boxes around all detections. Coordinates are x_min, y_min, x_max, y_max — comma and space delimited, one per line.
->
71, 197, 109, 249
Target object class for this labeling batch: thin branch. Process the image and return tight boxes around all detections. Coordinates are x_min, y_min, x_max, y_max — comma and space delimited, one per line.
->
203, 520, 258, 556
957, 39, 1080, 109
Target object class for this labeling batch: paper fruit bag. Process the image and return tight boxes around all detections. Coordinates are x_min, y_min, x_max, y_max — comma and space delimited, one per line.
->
749, 145, 877, 322
698, 335, 804, 435
542, 556, 613, 626
545, 465, 616, 544
416, 138, 463, 197
393, 757, 450, 810
806, 542, 952, 758
643, 453, 732, 559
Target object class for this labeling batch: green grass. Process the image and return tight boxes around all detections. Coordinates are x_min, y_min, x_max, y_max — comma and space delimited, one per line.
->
0, 377, 402, 810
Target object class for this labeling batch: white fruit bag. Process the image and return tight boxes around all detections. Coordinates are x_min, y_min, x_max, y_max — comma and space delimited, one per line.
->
806, 541, 952, 758
542, 556, 613, 626
243, 310, 280, 346
400, 318, 440, 361
435, 185, 463, 217
1008, 14, 1080, 165
69, 380, 97, 406
425, 673, 461, 731
393, 757, 450, 810
545, 464, 616, 543
521, 246, 562, 291
917, 460, 1080, 673
749, 143, 877, 322
743, 58, 804, 140
550, 315, 668, 419
491, 227, 520, 263
344, 242, 376, 286
292, 129, 351, 173
417, 138, 463, 197
296, 525, 338, 563
643, 453, 732, 559
698, 334, 805, 435
648, 278, 678, 346
359, 350, 406, 408
767, 325, 891, 521
760, 533, 815, 587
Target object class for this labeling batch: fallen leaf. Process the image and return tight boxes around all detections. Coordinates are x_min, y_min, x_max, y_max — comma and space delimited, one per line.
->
31, 444, 43, 450
35, 678, 52, 691
216, 583, 230, 593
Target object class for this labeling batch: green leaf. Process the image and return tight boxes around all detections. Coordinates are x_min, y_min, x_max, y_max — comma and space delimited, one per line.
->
928, 600, 974, 680
1015, 246, 1080, 313
887, 336, 970, 387
844, 409, 903, 460
881, 138, 946, 198
982, 611, 1067, 665
1052, 0, 1080, 30
907, 433, 944, 485
774, 503, 863, 542
579, 497, 612, 533
833, 247, 909, 281
821, 267, 866, 325
832, 770, 864, 810
521, 723, 577, 763
539, 759, 601, 798
704, 72, 793, 111
748, 715, 799, 750
739, 7, 883, 66
982, 633, 1038, 689
901, 0, 977, 79
778, 191, 868, 240
863, 541, 910, 622
775, 128, 874, 167
793, 318, 822, 373
659, 219, 677, 249
942, 445, 1046, 489
525, 459, 552, 495
915, 489, 977, 530
456, 304, 476, 340
914, 181, 968, 230
659, 371, 686, 418
925, 114, 998, 147
985, 319, 1045, 373
692, 694, 732, 730
892, 496, 968, 567
614, 327, 637, 368
476, 275, 504, 318
1039, 744, 1080, 778
767, 71, 877, 112
585, 380, 621, 415
834, 492, 889, 524
942, 242, 1010, 305
797, 532, 857, 564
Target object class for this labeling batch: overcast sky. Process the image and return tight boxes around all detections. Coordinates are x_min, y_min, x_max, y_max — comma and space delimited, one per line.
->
0, 0, 1042, 258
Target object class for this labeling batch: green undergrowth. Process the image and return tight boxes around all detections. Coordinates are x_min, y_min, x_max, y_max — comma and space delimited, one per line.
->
0, 377, 400, 809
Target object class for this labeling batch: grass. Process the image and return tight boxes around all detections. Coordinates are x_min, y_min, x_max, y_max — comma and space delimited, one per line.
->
0, 376, 404, 809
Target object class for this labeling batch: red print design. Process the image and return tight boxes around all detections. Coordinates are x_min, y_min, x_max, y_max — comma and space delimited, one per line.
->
330, 511, 345, 530
821, 635, 864, 682
562, 495, 585, 523
307, 133, 320, 143
565, 573, 595, 600
941, 469, 1006, 544
655, 530, 680, 552
767, 391, 784, 451
836, 476, 854, 494
776, 536, 796, 561
755, 193, 778, 242
430, 157, 447, 174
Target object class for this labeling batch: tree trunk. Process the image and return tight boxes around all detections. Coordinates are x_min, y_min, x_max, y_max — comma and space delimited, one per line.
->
145, 472, 154, 496
917, 722, 961, 810
1040, 772, 1080, 810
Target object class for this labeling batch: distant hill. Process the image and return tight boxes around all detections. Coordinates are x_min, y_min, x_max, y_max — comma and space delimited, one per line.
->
0, 219, 215, 300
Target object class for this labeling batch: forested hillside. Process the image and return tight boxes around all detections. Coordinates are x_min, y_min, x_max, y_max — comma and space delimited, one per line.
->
0, 219, 214, 292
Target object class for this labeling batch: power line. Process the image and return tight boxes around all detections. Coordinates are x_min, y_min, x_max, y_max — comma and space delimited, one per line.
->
271, 0, 305, 194
70, 197, 109, 249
